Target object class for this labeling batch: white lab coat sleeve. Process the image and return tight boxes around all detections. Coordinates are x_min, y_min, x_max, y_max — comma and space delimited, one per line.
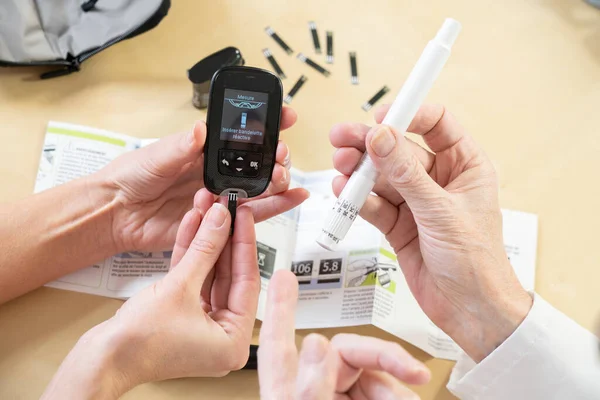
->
447, 293, 600, 399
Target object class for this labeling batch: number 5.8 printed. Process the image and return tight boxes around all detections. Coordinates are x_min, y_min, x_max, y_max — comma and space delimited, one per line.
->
319, 258, 342, 276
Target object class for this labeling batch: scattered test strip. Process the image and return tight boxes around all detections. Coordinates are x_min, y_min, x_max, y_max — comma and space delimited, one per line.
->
309, 21, 321, 54
284, 75, 307, 104
297, 53, 330, 77
326, 31, 334, 63
361, 85, 390, 111
265, 26, 294, 55
349, 52, 358, 84
263, 48, 286, 79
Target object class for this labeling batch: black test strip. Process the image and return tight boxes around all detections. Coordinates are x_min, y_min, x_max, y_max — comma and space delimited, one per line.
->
349, 52, 358, 85
297, 53, 330, 77
263, 48, 286, 79
309, 21, 321, 54
284, 75, 307, 104
362, 86, 390, 111
265, 26, 293, 55
326, 31, 333, 63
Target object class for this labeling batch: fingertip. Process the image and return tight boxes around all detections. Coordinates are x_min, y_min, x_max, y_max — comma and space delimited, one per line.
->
273, 163, 289, 186
270, 270, 299, 300
300, 333, 331, 362
193, 188, 216, 212
281, 107, 298, 130
291, 187, 311, 205
330, 332, 358, 347
414, 365, 432, 385
302, 333, 329, 348
276, 141, 290, 165
203, 202, 231, 230
380, 348, 431, 385
232, 205, 256, 244
374, 104, 391, 124
400, 363, 431, 386
236, 204, 255, 221
328, 122, 344, 143
235, 204, 256, 229
328, 122, 353, 148
332, 175, 348, 197
182, 207, 201, 226
333, 147, 364, 176
190, 120, 207, 151
175, 208, 202, 243
332, 148, 342, 169
299, 187, 310, 201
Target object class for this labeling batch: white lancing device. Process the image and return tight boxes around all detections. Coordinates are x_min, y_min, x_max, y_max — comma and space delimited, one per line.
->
316, 18, 462, 251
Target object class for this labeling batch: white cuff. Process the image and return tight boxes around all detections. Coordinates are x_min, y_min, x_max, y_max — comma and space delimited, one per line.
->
447, 293, 600, 399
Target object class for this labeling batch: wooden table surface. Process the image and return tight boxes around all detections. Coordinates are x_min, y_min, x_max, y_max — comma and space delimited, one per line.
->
1, 1, 600, 398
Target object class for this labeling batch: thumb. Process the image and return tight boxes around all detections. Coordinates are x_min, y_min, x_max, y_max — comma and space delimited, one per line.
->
366, 124, 444, 210
167, 203, 231, 291
140, 120, 205, 176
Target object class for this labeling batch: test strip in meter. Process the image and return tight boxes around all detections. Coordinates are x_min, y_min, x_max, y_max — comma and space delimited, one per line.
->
297, 53, 330, 77
349, 52, 358, 84
326, 31, 334, 63
262, 48, 286, 79
284, 75, 307, 104
265, 26, 293, 55
309, 21, 321, 54
361, 85, 390, 111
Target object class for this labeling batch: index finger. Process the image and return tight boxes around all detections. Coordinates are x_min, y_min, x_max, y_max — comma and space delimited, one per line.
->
258, 270, 300, 399
331, 333, 430, 392
216, 207, 260, 337
374, 103, 467, 154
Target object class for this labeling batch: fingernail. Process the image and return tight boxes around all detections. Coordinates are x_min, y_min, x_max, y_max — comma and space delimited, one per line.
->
205, 203, 228, 228
283, 149, 291, 169
408, 360, 431, 382
369, 125, 396, 157
301, 334, 328, 363
412, 364, 430, 376
187, 129, 195, 145
280, 166, 288, 184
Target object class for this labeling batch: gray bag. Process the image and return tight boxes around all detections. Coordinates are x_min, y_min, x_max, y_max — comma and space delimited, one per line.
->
0, 0, 170, 78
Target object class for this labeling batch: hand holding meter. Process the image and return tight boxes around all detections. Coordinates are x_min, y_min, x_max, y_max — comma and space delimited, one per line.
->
203, 66, 283, 231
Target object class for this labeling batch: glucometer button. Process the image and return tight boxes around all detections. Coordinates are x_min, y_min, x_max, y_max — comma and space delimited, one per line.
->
218, 149, 263, 178
244, 152, 263, 177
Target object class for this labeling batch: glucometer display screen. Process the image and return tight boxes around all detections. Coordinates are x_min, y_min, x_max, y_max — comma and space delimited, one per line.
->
220, 89, 269, 145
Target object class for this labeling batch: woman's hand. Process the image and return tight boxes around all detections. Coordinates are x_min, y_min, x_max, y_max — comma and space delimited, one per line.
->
102, 107, 306, 253
330, 104, 532, 362
42, 190, 263, 399
258, 270, 431, 399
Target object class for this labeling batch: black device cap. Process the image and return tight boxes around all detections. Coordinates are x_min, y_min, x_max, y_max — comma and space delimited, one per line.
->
188, 47, 245, 109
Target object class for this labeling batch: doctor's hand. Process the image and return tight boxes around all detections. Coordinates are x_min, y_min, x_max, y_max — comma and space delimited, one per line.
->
330, 104, 532, 362
258, 270, 430, 400
42, 191, 262, 399
99, 107, 306, 254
